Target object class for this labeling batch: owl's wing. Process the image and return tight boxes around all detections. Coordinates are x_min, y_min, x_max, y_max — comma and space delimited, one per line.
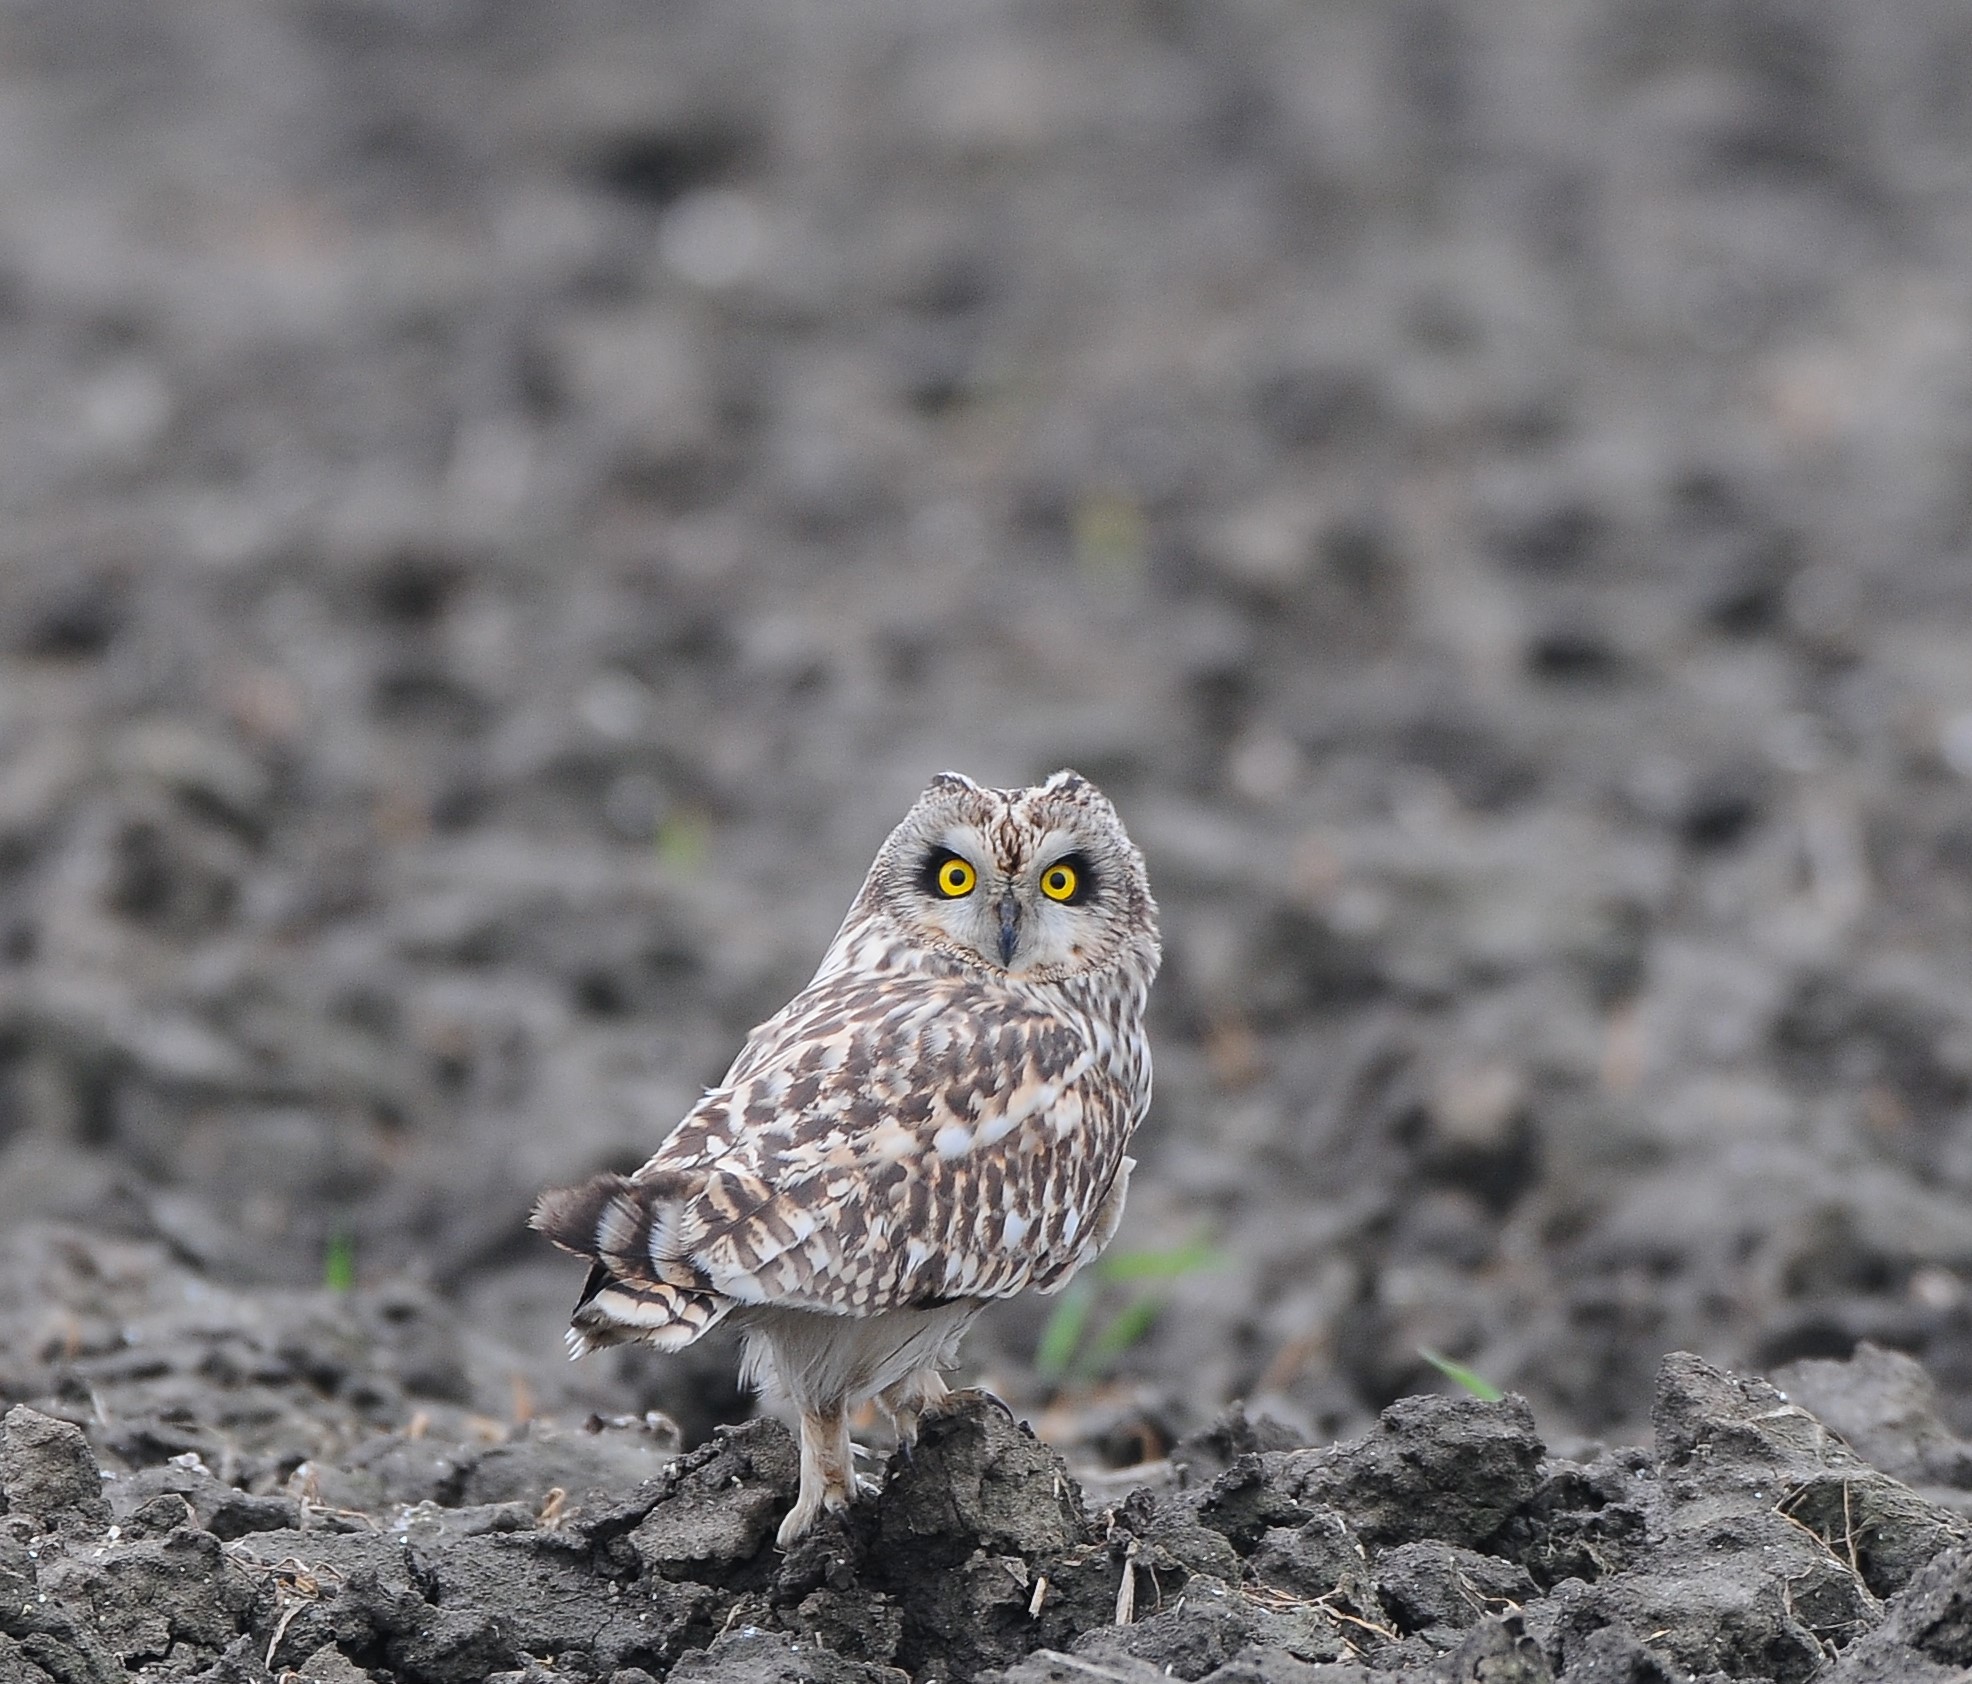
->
642, 971, 1140, 1316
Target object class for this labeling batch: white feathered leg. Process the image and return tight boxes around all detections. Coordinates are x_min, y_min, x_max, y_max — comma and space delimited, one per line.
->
780, 1403, 855, 1546
742, 1302, 983, 1545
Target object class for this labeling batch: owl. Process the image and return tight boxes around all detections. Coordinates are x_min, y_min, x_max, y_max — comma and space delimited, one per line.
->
532, 769, 1159, 1545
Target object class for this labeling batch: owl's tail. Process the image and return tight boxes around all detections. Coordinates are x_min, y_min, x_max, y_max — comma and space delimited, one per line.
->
530, 1172, 731, 1356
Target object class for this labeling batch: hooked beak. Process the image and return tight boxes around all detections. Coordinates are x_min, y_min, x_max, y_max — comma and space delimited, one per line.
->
995, 893, 1021, 967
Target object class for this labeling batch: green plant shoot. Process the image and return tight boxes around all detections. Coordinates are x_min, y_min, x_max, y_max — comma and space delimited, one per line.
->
324, 1228, 357, 1293
1418, 1347, 1504, 1402
1035, 1232, 1220, 1385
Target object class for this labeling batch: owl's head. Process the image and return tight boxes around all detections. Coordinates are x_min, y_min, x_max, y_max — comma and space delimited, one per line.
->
858, 769, 1159, 981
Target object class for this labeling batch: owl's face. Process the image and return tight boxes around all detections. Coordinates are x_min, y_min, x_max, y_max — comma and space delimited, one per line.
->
864, 769, 1159, 981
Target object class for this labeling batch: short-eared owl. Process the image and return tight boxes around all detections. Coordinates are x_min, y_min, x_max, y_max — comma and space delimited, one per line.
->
533, 769, 1159, 1544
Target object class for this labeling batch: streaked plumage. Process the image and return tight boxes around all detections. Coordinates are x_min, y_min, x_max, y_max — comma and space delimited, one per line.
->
533, 769, 1159, 1543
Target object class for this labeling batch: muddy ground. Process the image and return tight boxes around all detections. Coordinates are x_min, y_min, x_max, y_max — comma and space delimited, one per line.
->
2, 0, 1972, 1678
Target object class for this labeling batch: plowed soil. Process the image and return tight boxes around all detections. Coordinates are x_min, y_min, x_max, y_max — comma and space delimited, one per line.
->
1, 2, 1971, 1680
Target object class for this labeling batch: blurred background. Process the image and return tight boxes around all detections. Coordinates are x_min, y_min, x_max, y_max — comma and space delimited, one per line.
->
2, 0, 1972, 1465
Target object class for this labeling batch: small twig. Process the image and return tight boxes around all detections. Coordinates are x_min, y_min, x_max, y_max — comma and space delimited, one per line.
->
234, 1554, 346, 1672
1776, 1479, 1866, 1579
1240, 1581, 1397, 1642
1325, 1604, 1398, 1642
265, 1597, 308, 1671
1843, 1478, 1861, 1577
1114, 1536, 1141, 1626
1028, 1574, 1050, 1619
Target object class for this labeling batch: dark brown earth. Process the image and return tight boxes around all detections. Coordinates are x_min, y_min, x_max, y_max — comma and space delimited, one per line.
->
2, 1, 1972, 1679
7, 1338, 1972, 1682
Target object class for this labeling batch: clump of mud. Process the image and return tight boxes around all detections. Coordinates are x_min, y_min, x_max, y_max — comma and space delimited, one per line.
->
4, 1327, 1971, 1683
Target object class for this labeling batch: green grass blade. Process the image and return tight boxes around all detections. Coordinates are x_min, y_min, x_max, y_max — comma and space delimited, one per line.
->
324, 1229, 357, 1293
1418, 1347, 1504, 1402
1077, 1294, 1162, 1379
1035, 1281, 1096, 1382
1095, 1234, 1221, 1284
654, 810, 711, 871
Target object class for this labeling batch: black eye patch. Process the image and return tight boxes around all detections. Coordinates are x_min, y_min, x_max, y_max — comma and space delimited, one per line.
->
920, 850, 977, 899
1038, 852, 1094, 904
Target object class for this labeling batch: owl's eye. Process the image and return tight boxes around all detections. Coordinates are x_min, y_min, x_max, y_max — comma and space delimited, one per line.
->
1040, 860, 1081, 902
933, 856, 977, 898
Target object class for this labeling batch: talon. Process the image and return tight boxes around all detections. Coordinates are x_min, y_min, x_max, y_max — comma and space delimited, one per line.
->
779, 1484, 855, 1549
936, 1384, 1014, 1422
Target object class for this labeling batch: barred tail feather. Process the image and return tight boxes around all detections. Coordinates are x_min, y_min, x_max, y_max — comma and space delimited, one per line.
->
530, 1172, 638, 1259
568, 1278, 730, 1355
532, 1172, 729, 1355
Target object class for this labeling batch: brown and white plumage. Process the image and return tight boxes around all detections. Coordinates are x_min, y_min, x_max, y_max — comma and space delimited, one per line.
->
533, 769, 1159, 1544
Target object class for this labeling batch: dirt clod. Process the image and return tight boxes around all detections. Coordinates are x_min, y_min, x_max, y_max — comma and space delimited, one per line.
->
0, 1409, 111, 1535
1279, 1396, 1544, 1553
0, 1352, 1961, 1680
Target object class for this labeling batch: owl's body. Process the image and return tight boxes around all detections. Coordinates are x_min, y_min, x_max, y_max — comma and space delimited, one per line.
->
534, 770, 1158, 1544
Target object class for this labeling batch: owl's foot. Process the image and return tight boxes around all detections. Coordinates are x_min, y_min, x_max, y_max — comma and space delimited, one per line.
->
848, 1437, 882, 1494
779, 1404, 858, 1548
877, 1369, 952, 1458
926, 1383, 1015, 1424
883, 1381, 1016, 1472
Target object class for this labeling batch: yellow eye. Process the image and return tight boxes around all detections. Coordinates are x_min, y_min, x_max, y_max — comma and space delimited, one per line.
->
936, 857, 976, 898
1040, 862, 1078, 902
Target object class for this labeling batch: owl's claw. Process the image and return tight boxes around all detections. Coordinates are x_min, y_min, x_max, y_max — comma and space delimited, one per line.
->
851, 1439, 882, 1495
932, 1384, 1015, 1423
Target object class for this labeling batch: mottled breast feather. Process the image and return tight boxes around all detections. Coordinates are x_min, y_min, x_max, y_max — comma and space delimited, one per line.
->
630, 961, 1150, 1317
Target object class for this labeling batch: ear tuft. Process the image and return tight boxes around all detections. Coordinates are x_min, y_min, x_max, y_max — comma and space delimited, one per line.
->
927, 770, 983, 795
1043, 768, 1090, 795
